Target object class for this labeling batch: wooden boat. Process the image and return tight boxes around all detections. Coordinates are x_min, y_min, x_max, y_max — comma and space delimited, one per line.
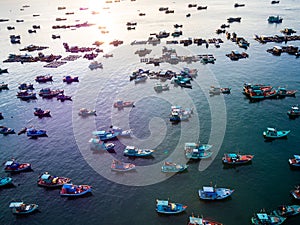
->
277, 87, 297, 98
0, 177, 13, 187
89, 138, 115, 151
287, 105, 300, 118
268, 15, 283, 23
188, 215, 223, 225
154, 83, 169, 92
113, 100, 134, 108
251, 211, 286, 225
57, 94, 72, 101
185, 143, 213, 159
89, 61, 103, 70
35, 75, 53, 83
60, 183, 92, 197
0, 112, 3, 120
78, 108, 96, 116
234, 3, 245, 7
124, 146, 154, 157
9, 202, 38, 214
222, 153, 254, 165
111, 160, 136, 172
209, 86, 231, 95
134, 74, 148, 83
263, 127, 290, 139
0, 68, 8, 74
272, 205, 300, 217
0, 126, 15, 135
197, 6, 208, 10
289, 155, 300, 168
34, 108, 51, 117
198, 186, 234, 200
63, 75, 79, 83
4, 160, 31, 172
38, 172, 71, 188
291, 185, 300, 200
156, 199, 187, 214
16, 90, 37, 100
109, 126, 132, 137
0, 82, 8, 90
227, 17, 241, 23
271, 0, 280, 4
18, 83, 34, 90
27, 128, 47, 137
161, 162, 188, 173
39, 88, 64, 98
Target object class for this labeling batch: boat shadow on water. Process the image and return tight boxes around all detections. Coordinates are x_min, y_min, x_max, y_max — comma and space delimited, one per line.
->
222, 161, 253, 170
64, 192, 93, 200
264, 137, 288, 143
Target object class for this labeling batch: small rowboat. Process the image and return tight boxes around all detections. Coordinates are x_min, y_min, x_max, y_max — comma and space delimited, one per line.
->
156, 199, 187, 214
35, 75, 53, 83
113, 100, 134, 108
60, 183, 92, 197
185, 143, 213, 159
63, 75, 79, 83
4, 160, 31, 172
111, 160, 136, 172
9, 202, 38, 214
288, 155, 300, 168
161, 161, 188, 173
124, 146, 154, 157
34, 108, 51, 117
198, 186, 234, 200
78, 108, 96, 116
263, 127, 290, 139
0, 177, 13, 187
38, 172, 71, 188
222, 153, 254, 165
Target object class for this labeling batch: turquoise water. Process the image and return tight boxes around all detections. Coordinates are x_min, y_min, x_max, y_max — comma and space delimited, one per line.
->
1, 0, 300, 224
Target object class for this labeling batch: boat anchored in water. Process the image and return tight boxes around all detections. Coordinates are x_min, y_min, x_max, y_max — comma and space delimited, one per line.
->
185, 143, 213, 159
287, 105, 300, 118
251, 211, 286, 225
38, 172, 71, 188
60, 183, 92, 197
198, 185, 234, 200
272, 205, 300, 217
288, 155, 300, 168
222, 153, 254, 165
156, 199, 187, 214
111, 160, 136, 172
263, 127, 290, 139
188, 215, 223, 225
4, 160, 31, 173
161, 161, 188, 173
9, 202, 38, 215
123, 146, 154, 157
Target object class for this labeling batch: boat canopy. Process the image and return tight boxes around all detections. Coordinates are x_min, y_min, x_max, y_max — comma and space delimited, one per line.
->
126, 146, 136, 150
93, 130, 106, 135
267, 128, 276, 132
189, 216, 203, 224
5, 161, 14, 166
41, 174, 51, 180
257, 213, 269, 220
157, 200, 169, 206
227, 153, 238, 158
9, 202, 24, 208
203, 186, 214, 192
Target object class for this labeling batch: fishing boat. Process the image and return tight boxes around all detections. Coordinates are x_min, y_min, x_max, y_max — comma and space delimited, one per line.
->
38, 172, 71, 188
287, 105, 300, 118
185, 143, 213, 159
0, 177, 13, 187
0, 68, 8, 74
268, 15, 283, 23
263, 127, 290, 139
277, 87, 297, 98
60, 183, 92, 197
188, 215, 223, 225
63, 75, 79, 83
78, 108, 96, 116
35, 75, 53, 83
288, 155, 300, 168
4, 160, 31, 172
156, 199, 187, 214
198, 186, 234, 200
272, 205, 300, 217
0, 112, 3, 120
291, 185, 300, 200
134, 74, 148, 83
0, 126, 15, 135
109, 126, 132, 137
113, 100, 134, 108
89, 61, 103, 70
111, 160, 136, 172
34, 108, 51, 117
154, 83, 169, 92
18, 83, 34, 90
57, 94, 72, 101
39, 88, 64, 98
27, 128, 47, 137
0, 82, 8, 90
16, 90, 37, 100
222, 153, 254, 165
9, 202, 38, 214
251, 211, 286, 225
92, 130, 119, 141
123, 146, 154, 157
161, 161, 188, 173
170, 106, 193, 122
89, 137, 115, 151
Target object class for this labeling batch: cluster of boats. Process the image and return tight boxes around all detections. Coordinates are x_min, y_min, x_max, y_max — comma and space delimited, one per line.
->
243, 83, 297, 101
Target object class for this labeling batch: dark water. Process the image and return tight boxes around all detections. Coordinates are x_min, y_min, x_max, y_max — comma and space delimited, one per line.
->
1, 0, 300, 224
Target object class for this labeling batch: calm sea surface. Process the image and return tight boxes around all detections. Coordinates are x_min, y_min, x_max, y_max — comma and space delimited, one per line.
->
1, 0, 300, 224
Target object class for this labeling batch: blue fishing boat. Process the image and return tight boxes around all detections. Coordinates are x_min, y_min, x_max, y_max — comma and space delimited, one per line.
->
89, 137, 115, 151
92, 130, 119, 141
161, 162, 188, 173
27, 128, 47, 137
188, 215, 223, 225
156, 199, 187, 214
4, 160, 31, 172
0, 126, 15, 135
289, 155, 300, 168
0, 177, 12, 187
263, 127, 290, 139
287, 105, 300, 118
251, 211, 286, 225
111, 160, 136, 172
185, 143, 213, 159
9, 202, 38, 215
272, 205, 300, 217
60, 184, 92, 197
123, 146, 154, 157
222, 153, 254, 165
198, 186, 234, 200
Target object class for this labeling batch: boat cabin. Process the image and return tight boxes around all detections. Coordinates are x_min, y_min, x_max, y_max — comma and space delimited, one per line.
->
256, 213, 269, 222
